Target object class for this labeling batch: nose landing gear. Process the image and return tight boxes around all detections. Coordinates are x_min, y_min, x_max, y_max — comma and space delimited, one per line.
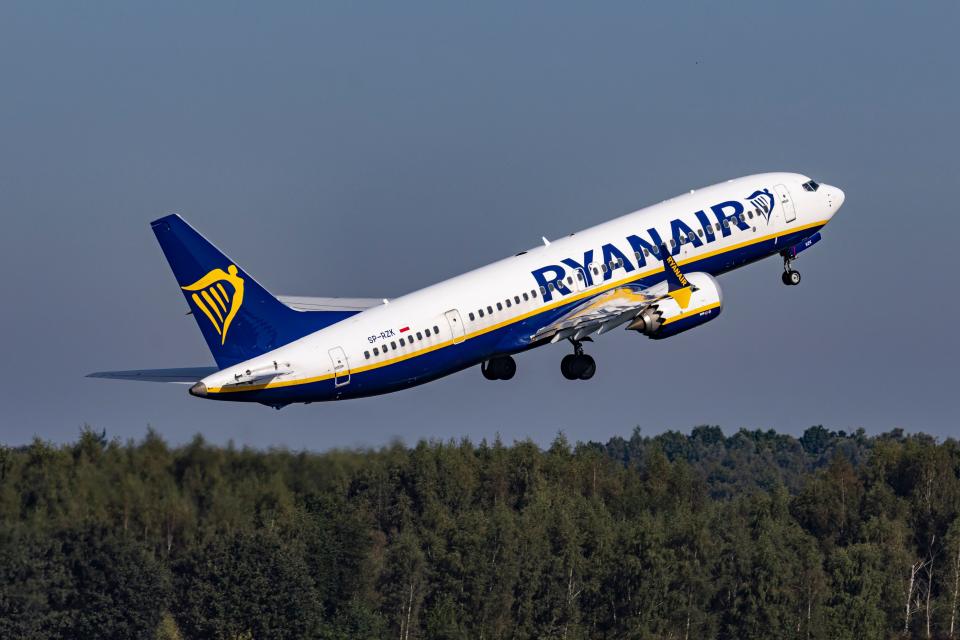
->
781, 256, 801, 286
560, 338, 596, 380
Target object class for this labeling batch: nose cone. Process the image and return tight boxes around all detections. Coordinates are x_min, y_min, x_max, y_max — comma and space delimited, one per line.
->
189, 382, 207, 398
821, 184, 845, 218
832, 186, 845, 210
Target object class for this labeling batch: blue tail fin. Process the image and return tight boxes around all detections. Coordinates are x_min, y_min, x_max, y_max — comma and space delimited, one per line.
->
151, 214, 355, 368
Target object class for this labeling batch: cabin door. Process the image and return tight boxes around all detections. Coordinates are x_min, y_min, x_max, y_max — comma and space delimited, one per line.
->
328, 346, 350, 387
444, 309, 465, 344
774, 184, 796, 223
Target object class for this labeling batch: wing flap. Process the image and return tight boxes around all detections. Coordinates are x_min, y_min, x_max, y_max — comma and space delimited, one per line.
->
86, 367, 218, 384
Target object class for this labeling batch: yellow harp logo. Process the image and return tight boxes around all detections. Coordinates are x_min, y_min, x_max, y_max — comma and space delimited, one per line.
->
182, 265, 244, 344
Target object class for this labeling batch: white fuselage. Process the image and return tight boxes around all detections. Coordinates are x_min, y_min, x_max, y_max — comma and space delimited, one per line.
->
199, 172, 843, 404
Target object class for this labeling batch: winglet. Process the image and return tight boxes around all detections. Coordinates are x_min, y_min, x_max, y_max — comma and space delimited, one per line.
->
662, 252, 692, 309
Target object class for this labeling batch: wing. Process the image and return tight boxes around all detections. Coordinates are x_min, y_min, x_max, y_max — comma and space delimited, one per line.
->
86, 367, 219, 384
533, 254, 696, 343
532, 282, 672, 343
277, 296, 382, 312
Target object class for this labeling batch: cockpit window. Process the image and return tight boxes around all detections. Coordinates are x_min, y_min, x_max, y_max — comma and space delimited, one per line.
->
802, 180, 820, 192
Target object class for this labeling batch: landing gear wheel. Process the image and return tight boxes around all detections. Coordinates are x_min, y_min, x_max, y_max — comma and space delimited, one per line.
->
500, 357, 516, 380
482, 356, 517, 381
781, 253, 801, 286
578, 355, 596, 380
481, 360, 498, 380
561, 352, 596, 380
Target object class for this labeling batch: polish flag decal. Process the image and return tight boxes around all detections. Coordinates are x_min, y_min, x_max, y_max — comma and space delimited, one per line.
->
399, 326, 409, 333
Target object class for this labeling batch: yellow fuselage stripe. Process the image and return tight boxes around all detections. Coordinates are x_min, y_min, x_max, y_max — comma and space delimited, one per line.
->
208, 219, 826, 393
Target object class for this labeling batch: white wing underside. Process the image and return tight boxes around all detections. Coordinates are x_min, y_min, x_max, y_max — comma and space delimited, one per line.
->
532, 281, 675, 343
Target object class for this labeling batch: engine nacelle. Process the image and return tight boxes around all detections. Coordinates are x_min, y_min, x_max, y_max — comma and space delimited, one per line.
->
627, 272, 723, 339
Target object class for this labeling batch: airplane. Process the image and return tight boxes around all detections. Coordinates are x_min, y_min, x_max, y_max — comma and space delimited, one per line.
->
89, 173, 844, 408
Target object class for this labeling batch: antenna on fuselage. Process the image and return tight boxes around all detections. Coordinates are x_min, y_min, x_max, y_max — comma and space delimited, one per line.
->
542, 236, 551, 246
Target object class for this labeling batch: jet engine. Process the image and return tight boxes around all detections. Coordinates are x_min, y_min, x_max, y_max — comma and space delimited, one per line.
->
627, 272, 723, 339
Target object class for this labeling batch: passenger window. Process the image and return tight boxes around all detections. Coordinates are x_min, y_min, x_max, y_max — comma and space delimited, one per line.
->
433, 325, 439, 334
469, 312, 475, 321
416, 332, 422, 340
364, 350, 370, 359
634, 251, 641, 261
748, 211, 754, 219
548, 283, 555, 292
722, 220, 729, 229
644, 248, 649, 256
739, 213, 746, 222
495, 302, 502, 311
688, 232, 695, 241
566, 276, 573, 285
514, 295, 520, 304
538, 287, 545, 297
576, 272, 584, 281
373, 347, 379, 356
425, 328, 431, 337
670, 239, 677, 248
697, 228, 703, 237
505, 299, 511, 308
601, 264, 608, 274
391, 341, 397, 349
487, 305, 493, 314
382, 343, 389, 352
478, 309, 484, 318
522, 292, 529, 301
399, 338, 405, 346
715, 223, 721, 231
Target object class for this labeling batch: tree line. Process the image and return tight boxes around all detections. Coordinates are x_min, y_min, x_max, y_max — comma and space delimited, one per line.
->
1, 424, 959, 639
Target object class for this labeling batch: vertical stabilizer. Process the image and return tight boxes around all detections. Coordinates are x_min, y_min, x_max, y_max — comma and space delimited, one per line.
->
151, 214, 355, 368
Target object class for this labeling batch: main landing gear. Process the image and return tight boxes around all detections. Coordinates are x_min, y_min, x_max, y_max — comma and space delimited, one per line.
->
781, 256, 801, 286
561, 338, 596, 380
482, 356, 516, 381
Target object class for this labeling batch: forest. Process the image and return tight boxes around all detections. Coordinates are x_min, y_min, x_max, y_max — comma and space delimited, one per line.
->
2, 424, 960, 639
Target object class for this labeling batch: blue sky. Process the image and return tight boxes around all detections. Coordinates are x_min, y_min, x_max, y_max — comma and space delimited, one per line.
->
0, 1, 956, 449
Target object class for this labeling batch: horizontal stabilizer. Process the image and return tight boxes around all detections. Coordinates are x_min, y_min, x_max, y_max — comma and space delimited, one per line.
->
277, 296, 382, 312
86, 367, 218, 384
